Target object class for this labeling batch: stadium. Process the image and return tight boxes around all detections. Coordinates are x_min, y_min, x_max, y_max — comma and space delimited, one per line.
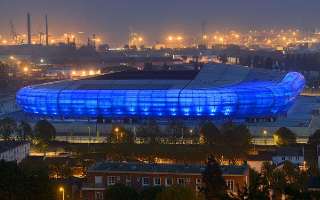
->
16, 64, 305, 121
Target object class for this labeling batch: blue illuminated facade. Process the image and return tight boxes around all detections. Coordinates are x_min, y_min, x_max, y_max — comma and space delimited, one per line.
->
16, 72, 305, 119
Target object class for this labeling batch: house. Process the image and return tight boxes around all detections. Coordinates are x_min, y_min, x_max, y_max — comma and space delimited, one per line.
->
247, 151, 273, 173
272, 146, 305, 168
307, 176, 320, 192
0, 141, 30, 163
81, 161, 249, 200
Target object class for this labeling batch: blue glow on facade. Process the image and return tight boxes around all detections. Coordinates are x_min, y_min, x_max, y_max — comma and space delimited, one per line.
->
16, 72, 305, 119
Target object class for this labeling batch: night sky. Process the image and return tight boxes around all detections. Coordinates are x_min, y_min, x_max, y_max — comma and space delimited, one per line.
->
0, 0, 319, 45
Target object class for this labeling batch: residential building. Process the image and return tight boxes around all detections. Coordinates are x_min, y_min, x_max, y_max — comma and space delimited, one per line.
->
272, 146, 305, 167
81, 161, 249, 200
0, 141, 30, 163
247, 151, 272, 173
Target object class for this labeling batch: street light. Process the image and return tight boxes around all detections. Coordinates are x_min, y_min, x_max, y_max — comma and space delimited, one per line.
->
59, 187, 65, 200
263, 129, 268, 145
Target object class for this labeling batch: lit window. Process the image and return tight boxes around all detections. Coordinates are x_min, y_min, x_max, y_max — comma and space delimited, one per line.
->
153, 177, 161, 186
107, 176, 116, 186
226, 180, 234, 192
142, 177, 150, 186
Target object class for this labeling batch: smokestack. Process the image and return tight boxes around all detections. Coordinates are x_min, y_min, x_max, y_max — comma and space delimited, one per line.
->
27, 13, 31, 45
45, 15, 48, 46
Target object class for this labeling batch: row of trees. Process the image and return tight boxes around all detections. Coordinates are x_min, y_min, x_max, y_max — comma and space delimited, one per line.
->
104, 184, 199, 200
0, 118, 56, 142
0, 118, 56, 156
0, 160, 55, 200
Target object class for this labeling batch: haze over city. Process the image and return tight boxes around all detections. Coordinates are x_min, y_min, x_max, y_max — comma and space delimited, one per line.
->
1, 0, 320, 45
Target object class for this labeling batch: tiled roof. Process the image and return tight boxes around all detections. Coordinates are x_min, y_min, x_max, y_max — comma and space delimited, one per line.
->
88, 161, 248, 176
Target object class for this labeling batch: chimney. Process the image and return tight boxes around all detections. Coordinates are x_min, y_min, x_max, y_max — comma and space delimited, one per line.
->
27, 13, 31, 45
45, 15, 48, 46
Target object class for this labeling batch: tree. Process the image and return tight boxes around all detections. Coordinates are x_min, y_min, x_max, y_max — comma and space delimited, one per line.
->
105, 184, 139, 200
243, 169, 269, 200
34, 119, 56, 143
109, 125, 134, 144
273, 127, 296, 146
17, 121, 33, 140
199, 121, 221, 145
201, 155, 227, 200
260, 161, 309, 199
0, 159, 55, 200
155, 185, 196, 200
221, 124, 252, 163
136, 119, 161, 144
0, 117, 17, 140
140, 186, 164, 200
34, 120, 56, 156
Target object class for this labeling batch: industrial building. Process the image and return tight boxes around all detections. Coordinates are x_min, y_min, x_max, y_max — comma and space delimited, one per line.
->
16, 64, 305, 121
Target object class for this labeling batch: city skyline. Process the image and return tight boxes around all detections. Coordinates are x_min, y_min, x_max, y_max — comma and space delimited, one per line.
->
0, 0, 320, 45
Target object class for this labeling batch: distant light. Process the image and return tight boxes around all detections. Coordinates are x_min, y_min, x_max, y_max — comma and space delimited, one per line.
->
40, 58, 45, 63
23, 67, 29, 72
89, 70, 94, 76
9, 56, 15, 60
138, 37, 143, 42
71, 70, 76, 75
168, 36, 173, 41
203, 35, 208, 40
2, 40, 8, 44
177, 36, 183, 41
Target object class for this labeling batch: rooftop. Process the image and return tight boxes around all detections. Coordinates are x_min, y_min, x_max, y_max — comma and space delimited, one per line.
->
0, 141, 29, 154
88, 161, 248, 175
86, 70, 199, 80
274, 147, 304, 157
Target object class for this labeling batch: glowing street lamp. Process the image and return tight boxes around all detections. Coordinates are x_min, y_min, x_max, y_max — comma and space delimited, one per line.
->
114, 127, 119, 133
59, 187, 65, 200
167, 36, 173, 41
